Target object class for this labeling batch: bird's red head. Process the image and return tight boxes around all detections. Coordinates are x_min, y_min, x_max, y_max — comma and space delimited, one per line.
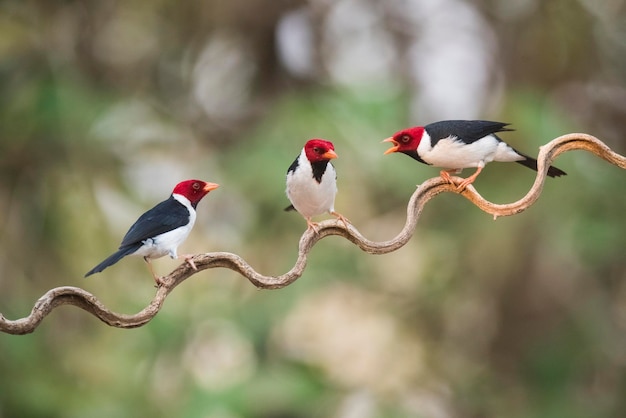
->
303, 139, 338, 163
383, 126, 425, 154
172, 180, 219, 205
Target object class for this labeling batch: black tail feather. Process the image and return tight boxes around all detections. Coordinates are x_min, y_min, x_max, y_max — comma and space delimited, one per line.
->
85, 244, 142, 277
284, 204, 296, 212
515, 156, 567, 178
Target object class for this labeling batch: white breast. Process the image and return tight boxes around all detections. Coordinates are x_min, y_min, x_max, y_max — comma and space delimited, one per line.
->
417, 132, 524, 169
286, 151, 337, 218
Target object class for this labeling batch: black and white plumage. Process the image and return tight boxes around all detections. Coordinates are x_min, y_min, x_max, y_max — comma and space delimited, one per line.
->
383, 120, 566, 189
85, 179, 219, 285
285, 139, 348, 232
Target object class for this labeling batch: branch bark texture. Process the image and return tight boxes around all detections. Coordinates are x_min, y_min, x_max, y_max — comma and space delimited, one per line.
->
1, 133, 624, 335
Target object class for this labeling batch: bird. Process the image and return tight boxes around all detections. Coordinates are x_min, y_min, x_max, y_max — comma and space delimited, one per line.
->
285, 139, 349, 233
85, 179, 219, 286
383, 120, 566, 190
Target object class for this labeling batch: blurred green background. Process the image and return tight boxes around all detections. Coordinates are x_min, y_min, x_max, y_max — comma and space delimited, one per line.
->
1, 0, 625, 417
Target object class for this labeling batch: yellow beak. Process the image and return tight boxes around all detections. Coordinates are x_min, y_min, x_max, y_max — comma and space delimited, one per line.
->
203, 182, 220, 192
322, 149, 338, 160
382, 137, 399, 155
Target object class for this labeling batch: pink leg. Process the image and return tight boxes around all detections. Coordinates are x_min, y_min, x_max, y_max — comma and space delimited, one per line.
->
144, 257, 165, 287
439, 169, 458, 185
178, 254, 198, 271
303, 217, 320, 234
330, 211, 351, 229
456, 166, 483, 190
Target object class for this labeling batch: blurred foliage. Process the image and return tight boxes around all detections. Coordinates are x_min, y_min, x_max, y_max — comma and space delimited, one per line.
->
1, 0, 625, 417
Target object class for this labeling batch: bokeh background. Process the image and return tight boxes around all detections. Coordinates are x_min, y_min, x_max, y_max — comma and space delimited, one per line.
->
1, 0, 625, 417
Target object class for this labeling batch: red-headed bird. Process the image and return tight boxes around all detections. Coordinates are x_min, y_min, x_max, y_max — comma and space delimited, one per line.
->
285, 139, 349, 233
383, 120, 566, 189
85, 179, 219, 285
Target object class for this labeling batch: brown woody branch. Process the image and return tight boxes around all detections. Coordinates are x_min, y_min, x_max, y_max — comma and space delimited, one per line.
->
1, 133, 624, 335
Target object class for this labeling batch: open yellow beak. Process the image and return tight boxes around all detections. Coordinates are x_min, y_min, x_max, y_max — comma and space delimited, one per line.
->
203, 182, 220, 192
322, 149, 338, 160
382, 137, 399, 155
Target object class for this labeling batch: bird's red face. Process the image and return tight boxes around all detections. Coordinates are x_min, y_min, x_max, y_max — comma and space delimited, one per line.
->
172, 180, 219, 204
383, 127, 425, 154
303, 139, 338, 163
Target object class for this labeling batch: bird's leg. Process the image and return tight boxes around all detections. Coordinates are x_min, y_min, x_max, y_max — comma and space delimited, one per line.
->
456, 166, 483, 190
439, 169, 459, 185
305, 217, 320, 234
330, 211, 351, 229
178, 254, 198, 271
144, 257, 165, 287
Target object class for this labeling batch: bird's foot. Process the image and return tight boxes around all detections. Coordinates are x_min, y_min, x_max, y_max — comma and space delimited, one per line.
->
180, 254, 198, 271
440, 168, 480, 191
153, 275, 167, 288
330, 211, 351, 229
439, 170, 456, 185
455, 166, 482, 191
455, 177, 475, 191
305, 218, 320, 234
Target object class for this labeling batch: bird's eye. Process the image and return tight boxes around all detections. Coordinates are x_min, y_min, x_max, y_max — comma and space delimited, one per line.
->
313, 147, 321, 153
400, 134, 411, 144
192, 183, 200, 190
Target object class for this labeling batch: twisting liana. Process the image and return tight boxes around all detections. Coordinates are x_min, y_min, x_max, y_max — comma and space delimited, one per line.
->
1, 133, 624, 335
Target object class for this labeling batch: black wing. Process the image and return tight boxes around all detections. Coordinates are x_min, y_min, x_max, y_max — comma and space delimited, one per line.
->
119, 196, 190, 247
287, 156, 299, 174
425, 120, 513, 145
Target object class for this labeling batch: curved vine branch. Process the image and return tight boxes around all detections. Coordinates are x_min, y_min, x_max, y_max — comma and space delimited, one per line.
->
1, 133, 624, 335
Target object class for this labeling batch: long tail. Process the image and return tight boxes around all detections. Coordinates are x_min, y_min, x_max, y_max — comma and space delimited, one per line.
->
84, 244, 141, 277
515, 152, 567, 178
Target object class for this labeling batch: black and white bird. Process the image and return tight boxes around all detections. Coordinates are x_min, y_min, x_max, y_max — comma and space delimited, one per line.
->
285, 139, 349, 232
85, 179, 219, 285
383, 120, 566, 189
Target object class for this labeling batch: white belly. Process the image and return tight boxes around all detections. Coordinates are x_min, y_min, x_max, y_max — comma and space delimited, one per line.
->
286, 161, 337, 218
418, 134, 524, 169
133, 223, 193, 259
